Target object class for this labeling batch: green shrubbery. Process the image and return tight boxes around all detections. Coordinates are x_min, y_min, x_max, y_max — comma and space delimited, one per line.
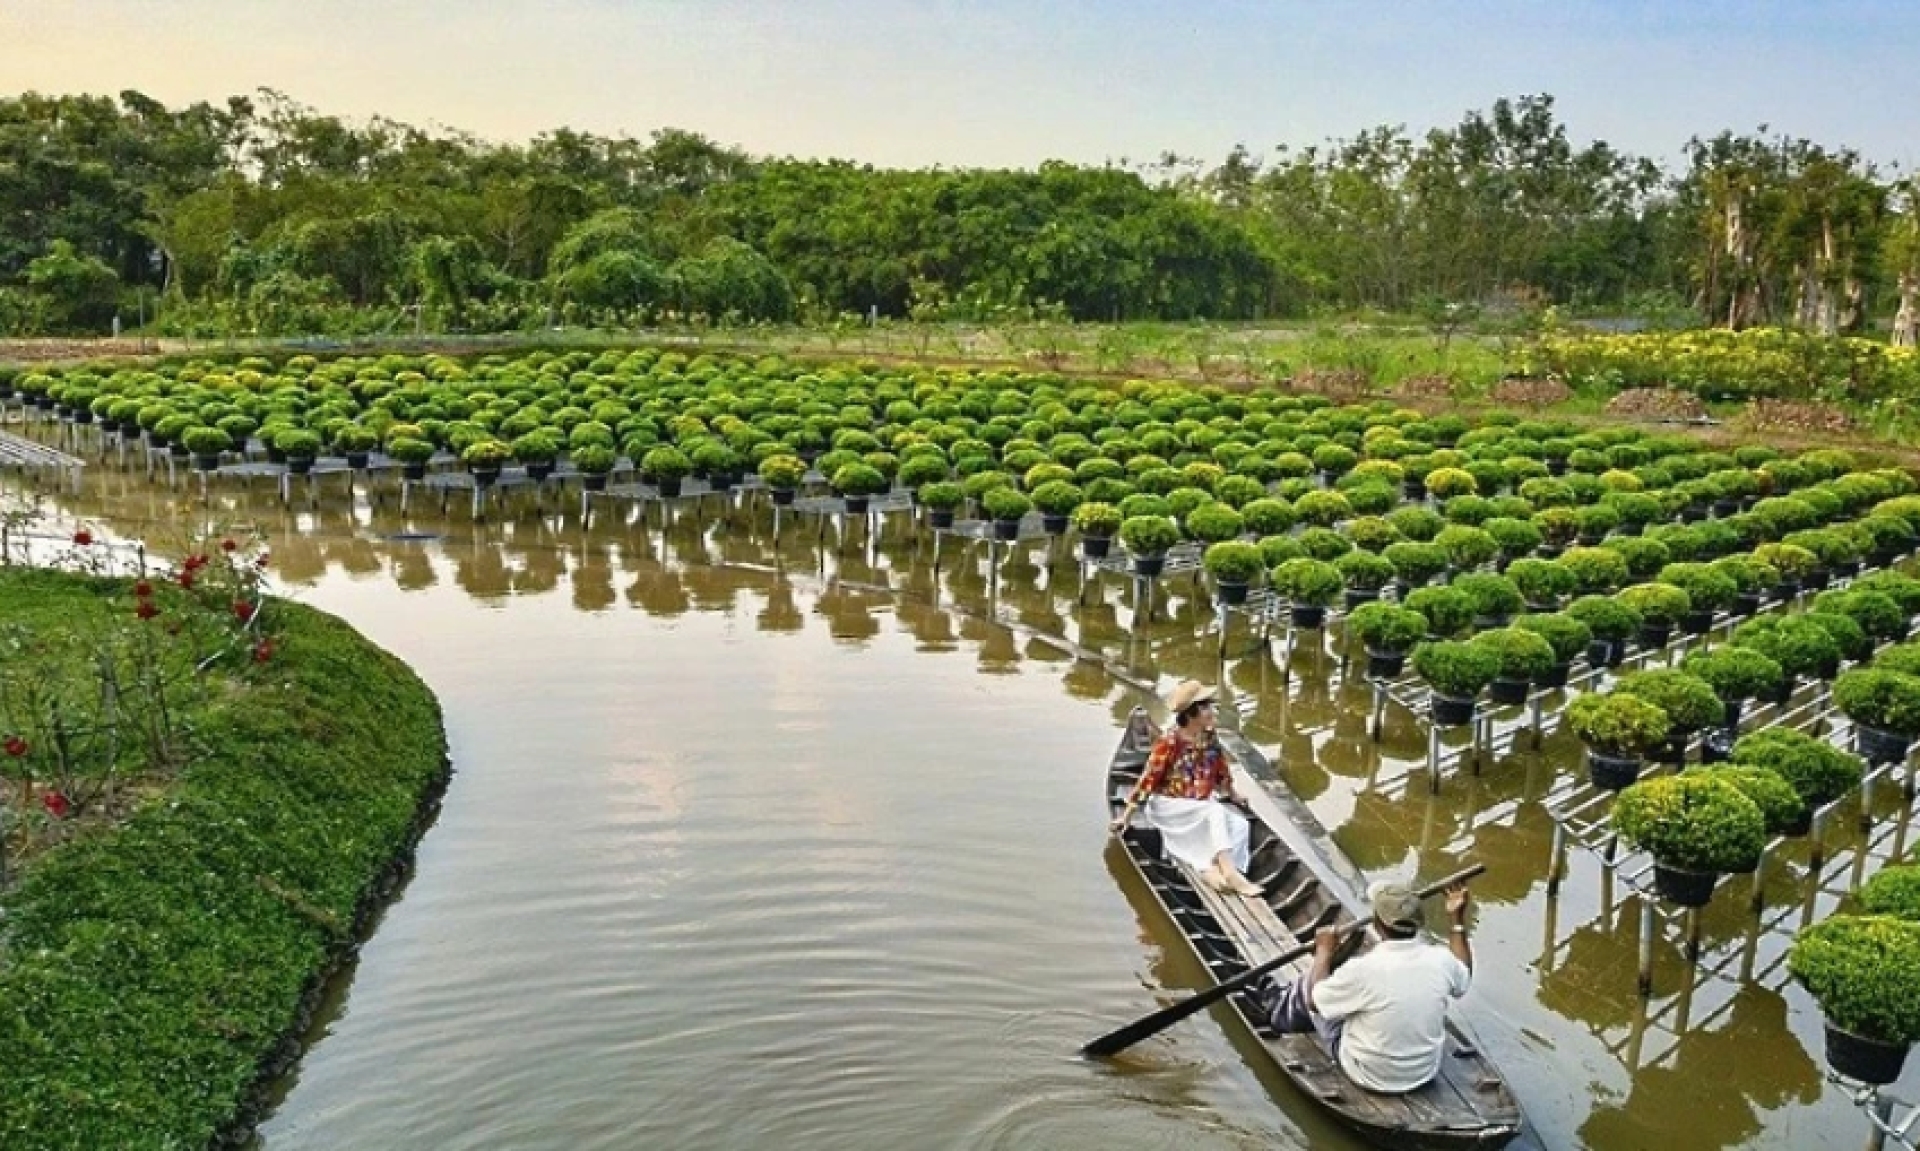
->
0, 575, 448, 1149
1613, 773, 1767, 873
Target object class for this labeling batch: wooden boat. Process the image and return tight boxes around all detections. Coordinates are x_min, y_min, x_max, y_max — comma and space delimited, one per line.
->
1106, 708, 1523, 1150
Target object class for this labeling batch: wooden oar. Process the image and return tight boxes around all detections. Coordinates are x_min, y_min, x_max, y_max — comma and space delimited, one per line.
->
1080, 862, 1485, 1058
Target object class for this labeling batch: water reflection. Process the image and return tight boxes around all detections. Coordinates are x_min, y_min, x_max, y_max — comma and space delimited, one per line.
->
20, 464, 1882, 1151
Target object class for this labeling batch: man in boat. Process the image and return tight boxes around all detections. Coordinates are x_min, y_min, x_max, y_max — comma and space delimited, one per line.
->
1264, 880, 1474, 1094
1110, 680, 1263, 897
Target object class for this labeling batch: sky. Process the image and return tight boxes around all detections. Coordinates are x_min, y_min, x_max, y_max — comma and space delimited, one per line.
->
2, 0, 1917, 174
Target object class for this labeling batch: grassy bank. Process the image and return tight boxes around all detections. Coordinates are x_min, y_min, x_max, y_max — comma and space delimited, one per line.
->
0, 568, 449, 1150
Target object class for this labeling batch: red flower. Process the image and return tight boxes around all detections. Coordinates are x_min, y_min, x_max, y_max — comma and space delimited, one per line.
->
72, 530, 93, 546
233, 601, 256, 623
135, 600, 160, 621
3, 736, 26, 758
184, 554, 208, 571
178, 572, 196, 590
252, 639, 275, 664
133, 580, 153, 597
221, 538, 238, 552
41, 791, 69, 819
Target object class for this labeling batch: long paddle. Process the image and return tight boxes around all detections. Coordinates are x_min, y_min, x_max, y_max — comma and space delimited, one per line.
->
1081, 862, 1485, 1058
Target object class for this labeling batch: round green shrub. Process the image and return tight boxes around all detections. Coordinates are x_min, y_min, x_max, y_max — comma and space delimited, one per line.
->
1568, 594, 1642, 642
1292, 489, 1352, 528
1436, 525, 1498, 571
982, 487, 1033, 522
643, 445, 694, 481
1404, 586, 1475, 639
1815, 590, 1909, 642
1613, 773, 1767, 873
1297, 526, 1354, 561
570, 444, 616, 475
831, 462, 889, 497
1425, 467, 1477, 499
1615, 669, 1725, 732
1348, 603, 1428, 653
1561, 547, 1631, 594
1334, 549, 1395, 591
1658, 562, 1738, 614
1471, 627, 1557, 681
1859, 866, 1920, 921
1411, 640, 1502, 698
1695, 765, 1804, 836
1485, 516, 1543, 557
1855, 571, 1920, 616
1384, 541, 1449, 587
1119, 514, 1180, 557
1730, 728, 1864, 807
1618, 582, 1692, 629
1681, 646, 1785, 703
1789, 916, 1920, 1044
1387, 505, 1446, 542
1344, 515, 1403, 552
1834, 669, 1920, 737
1070, 500, 1122, 536
919, 481, 965, 511
1183, 501, 1245, 543
1568, 691, 1671, 756
1731, 615, 1842, 680
1241, 498, 1296, 536
1806, 611, 1874, 663
1272, 557, 1344, 606
1508, 558, 1577, 607
1514, 612, 1592, 663
1203, 540, 1266, 584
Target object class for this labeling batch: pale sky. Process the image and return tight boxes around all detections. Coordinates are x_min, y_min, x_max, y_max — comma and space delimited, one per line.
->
3, 0, 1916, 173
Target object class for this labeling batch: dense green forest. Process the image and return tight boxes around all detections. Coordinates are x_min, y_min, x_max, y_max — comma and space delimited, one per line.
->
1, 89, 1915, 340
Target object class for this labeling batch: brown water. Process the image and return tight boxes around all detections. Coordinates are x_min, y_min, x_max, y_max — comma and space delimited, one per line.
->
12, 460, 1902, 1151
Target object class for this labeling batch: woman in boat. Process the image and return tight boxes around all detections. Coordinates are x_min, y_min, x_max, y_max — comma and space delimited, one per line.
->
1111, 680, 1263, 896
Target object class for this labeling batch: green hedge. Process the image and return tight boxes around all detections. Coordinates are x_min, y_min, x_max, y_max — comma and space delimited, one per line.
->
0, 582, 449, 1150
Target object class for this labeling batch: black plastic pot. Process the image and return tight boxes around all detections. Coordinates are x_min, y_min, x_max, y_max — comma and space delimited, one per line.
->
1215, 579, 1250, 606
1854, 724, 1913, 766
1652, 862, 1718, 908
1587, 638, 1626, 668
1722, 698, 1745, 732
1344, 586, 1381, 610
1763, 674, 1798, 707
582, 473, 609, 492
345, 451, 370, 470
1540, 662, 1571, 690
1041, 513, 1070, 536
1586, 750, 1642, 791
1732, 592, 1763, 617
1682, 610, 1716, 636
1781, 803, 1813, 838
402, 461, 428, 481
656, 476, 683, 498
1655, 731, 1692, 765
1771, 579, 1802, 602
1805, 567, 1831, 592
1489, 676, 1530, 706
1474, 613, 1513, 631
992, 518, 1021, 541
1133, 554, 1166, 579
1680, 504, 1708, 523
1290, 604, 1328, 629
771, 487, 796, 507
1824, 1022, 1911, 1086
1080, 533, 1111, 559
1546, 458, 1567, 477
1523, 599, 1561, 615
1430, 693, 1477, 727
1712, 499, 1740, 518
1613, 521, 1644, 538
265, 445, 287, 464
1700, 728, 1733, 764
843, 495, 871, 514
1835, 559, 1863, 579
1402, 479, 1427, 502
526, 461, 555, 482
1366, 648, 1407, 679
1638, 622, 1674, 650
470, 465, 501, 487
193, 453, 221, 472
287, 457, 315, 476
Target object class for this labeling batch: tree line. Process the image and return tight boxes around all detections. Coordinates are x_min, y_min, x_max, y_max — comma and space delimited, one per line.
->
0, 89, 1914, 342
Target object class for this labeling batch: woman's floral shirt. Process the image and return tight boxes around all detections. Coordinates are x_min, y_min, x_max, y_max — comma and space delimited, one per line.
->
1136, 730, 1230, 800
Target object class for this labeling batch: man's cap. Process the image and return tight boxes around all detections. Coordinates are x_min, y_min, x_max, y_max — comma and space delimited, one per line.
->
1367, 881, 1424, 932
